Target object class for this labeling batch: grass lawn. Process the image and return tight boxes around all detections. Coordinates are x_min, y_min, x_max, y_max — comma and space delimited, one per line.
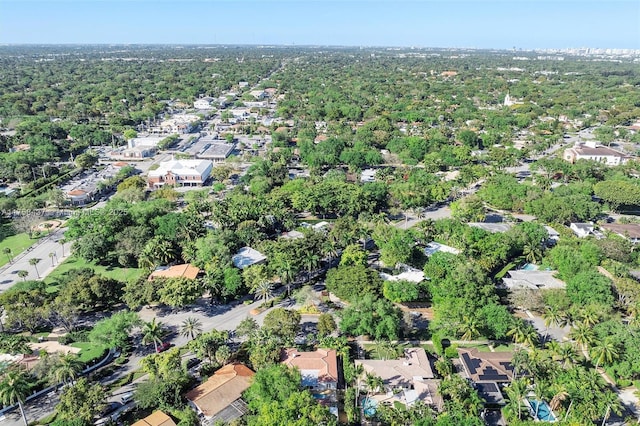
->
457, 343, 493, 352
71, 341, 109, 363
45, 255, 145, 285
0, 232, 38, 268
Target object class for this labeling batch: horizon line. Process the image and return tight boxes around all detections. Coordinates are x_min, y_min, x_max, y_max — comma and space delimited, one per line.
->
0, 43, 637, 51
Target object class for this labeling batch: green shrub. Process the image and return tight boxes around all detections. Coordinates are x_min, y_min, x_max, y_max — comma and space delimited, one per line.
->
444, 344, 459, 359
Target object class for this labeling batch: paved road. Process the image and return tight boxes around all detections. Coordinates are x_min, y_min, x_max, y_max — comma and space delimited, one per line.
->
0, 227, 70, 290
0, 292, 291, 426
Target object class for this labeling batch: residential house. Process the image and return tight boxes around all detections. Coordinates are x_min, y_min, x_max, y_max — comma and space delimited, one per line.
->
600, 223, 640, 244
148, 264, 200, 281
501, 269, 565, 290
147, 159, 213, 189
458, 348, 514, 408
380, 264, 425, 283
281, 348, 339, 417
132, 411, 177, 426
458, 348, 514, 383
194, 97, 215, 110
280, 230, 305, 240
569, 222, 600, 238
360, 168, 377, 183
249, 90, 266, 100
468, 222, 514, 233
185, 363, 254, 426
232, 247, 267, 269
563, 141, 630, 166
424, 241, 461, 257
355, 347, 442, 410
544, 225, 560, 246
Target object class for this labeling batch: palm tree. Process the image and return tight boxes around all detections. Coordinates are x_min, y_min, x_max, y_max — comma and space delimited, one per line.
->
17, 270, 28, 281
558, 309, 576, 328
214, 345, 231, 365
458, 315, 481, 341
600, 390, 623, 426
554, 343, 580, 368
58, 238, 66, 257
28, 258, 41, 278
504, 378, 528, 420
48, 251, 56, 267
51, 354, 83, 385
277, 260, 297, 296
180, 317, 202, 340
303, 252, 321, 282
543, 306, 563, 333
365, 373, 384, 398
141, 318, 165, 352
577, 306, 601, 327
0, 367, 31, 426
523, 242, 543, 264
3, 247, 13, 264
373, 341, 400, 361
569, 322, 595, 354
590, 337, 619, 370
253, 280, 273, 304
549, 385, 569, 413
507, 320, 539, 348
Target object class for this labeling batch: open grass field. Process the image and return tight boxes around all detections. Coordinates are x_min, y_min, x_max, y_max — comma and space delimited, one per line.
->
0, 232, 37, 268
45, 255, 145, 285
71, 341, 109, 363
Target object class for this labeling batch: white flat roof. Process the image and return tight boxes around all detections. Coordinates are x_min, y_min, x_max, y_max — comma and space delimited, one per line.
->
148, 159, 212, 177
232, 247, 267, 269
424, 241, 460, 256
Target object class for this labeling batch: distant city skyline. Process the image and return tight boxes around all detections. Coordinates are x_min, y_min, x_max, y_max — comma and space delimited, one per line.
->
1, 1, 639, 50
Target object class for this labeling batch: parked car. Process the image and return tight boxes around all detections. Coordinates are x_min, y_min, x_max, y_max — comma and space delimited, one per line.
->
185, 357, 201, 369
121, 392, 134, 404
156, 342, 172, 353
99, 402, 122, 417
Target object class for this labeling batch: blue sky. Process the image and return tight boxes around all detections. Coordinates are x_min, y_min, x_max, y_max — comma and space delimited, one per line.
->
1, 1, 639, 49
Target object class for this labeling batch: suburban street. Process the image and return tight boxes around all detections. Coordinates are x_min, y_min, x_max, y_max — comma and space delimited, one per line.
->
0, 294, 282, 426
0, 226, 70, 290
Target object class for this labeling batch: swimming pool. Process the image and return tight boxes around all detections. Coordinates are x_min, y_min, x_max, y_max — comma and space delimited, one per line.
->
521, 263, 539, 271
527, 399, 557, 422
362, 397, 378, 417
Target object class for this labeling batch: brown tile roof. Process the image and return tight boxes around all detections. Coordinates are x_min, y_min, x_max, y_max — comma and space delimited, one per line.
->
148, 264, 200, 280
67, 189, 88, 196
281, 348, 339, 383
457, 347, 514, 383
601, 223, 640, 240
132, 411, 177, 426
185, 363, 254, 418
355, 347, 434, 385
573, 145, 625, 157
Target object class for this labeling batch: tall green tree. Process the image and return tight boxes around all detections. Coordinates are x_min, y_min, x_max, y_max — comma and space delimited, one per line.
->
0, 367, 31, 426
141, 318, 166, 352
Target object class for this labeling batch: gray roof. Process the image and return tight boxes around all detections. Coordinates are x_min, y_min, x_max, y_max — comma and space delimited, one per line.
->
232, 247, 267, 269
468, 223, 514, 233
502, 270, 565, 290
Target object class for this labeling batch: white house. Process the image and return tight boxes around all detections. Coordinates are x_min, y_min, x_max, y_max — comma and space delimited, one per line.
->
147, 158, 213, 189
194, 97, 215, 110
569, 222, 600, 238
563, 141, 629, 166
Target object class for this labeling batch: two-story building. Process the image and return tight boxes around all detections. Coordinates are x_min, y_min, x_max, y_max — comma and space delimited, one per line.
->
564, 141, 630, 166
147, 159, 213, 189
